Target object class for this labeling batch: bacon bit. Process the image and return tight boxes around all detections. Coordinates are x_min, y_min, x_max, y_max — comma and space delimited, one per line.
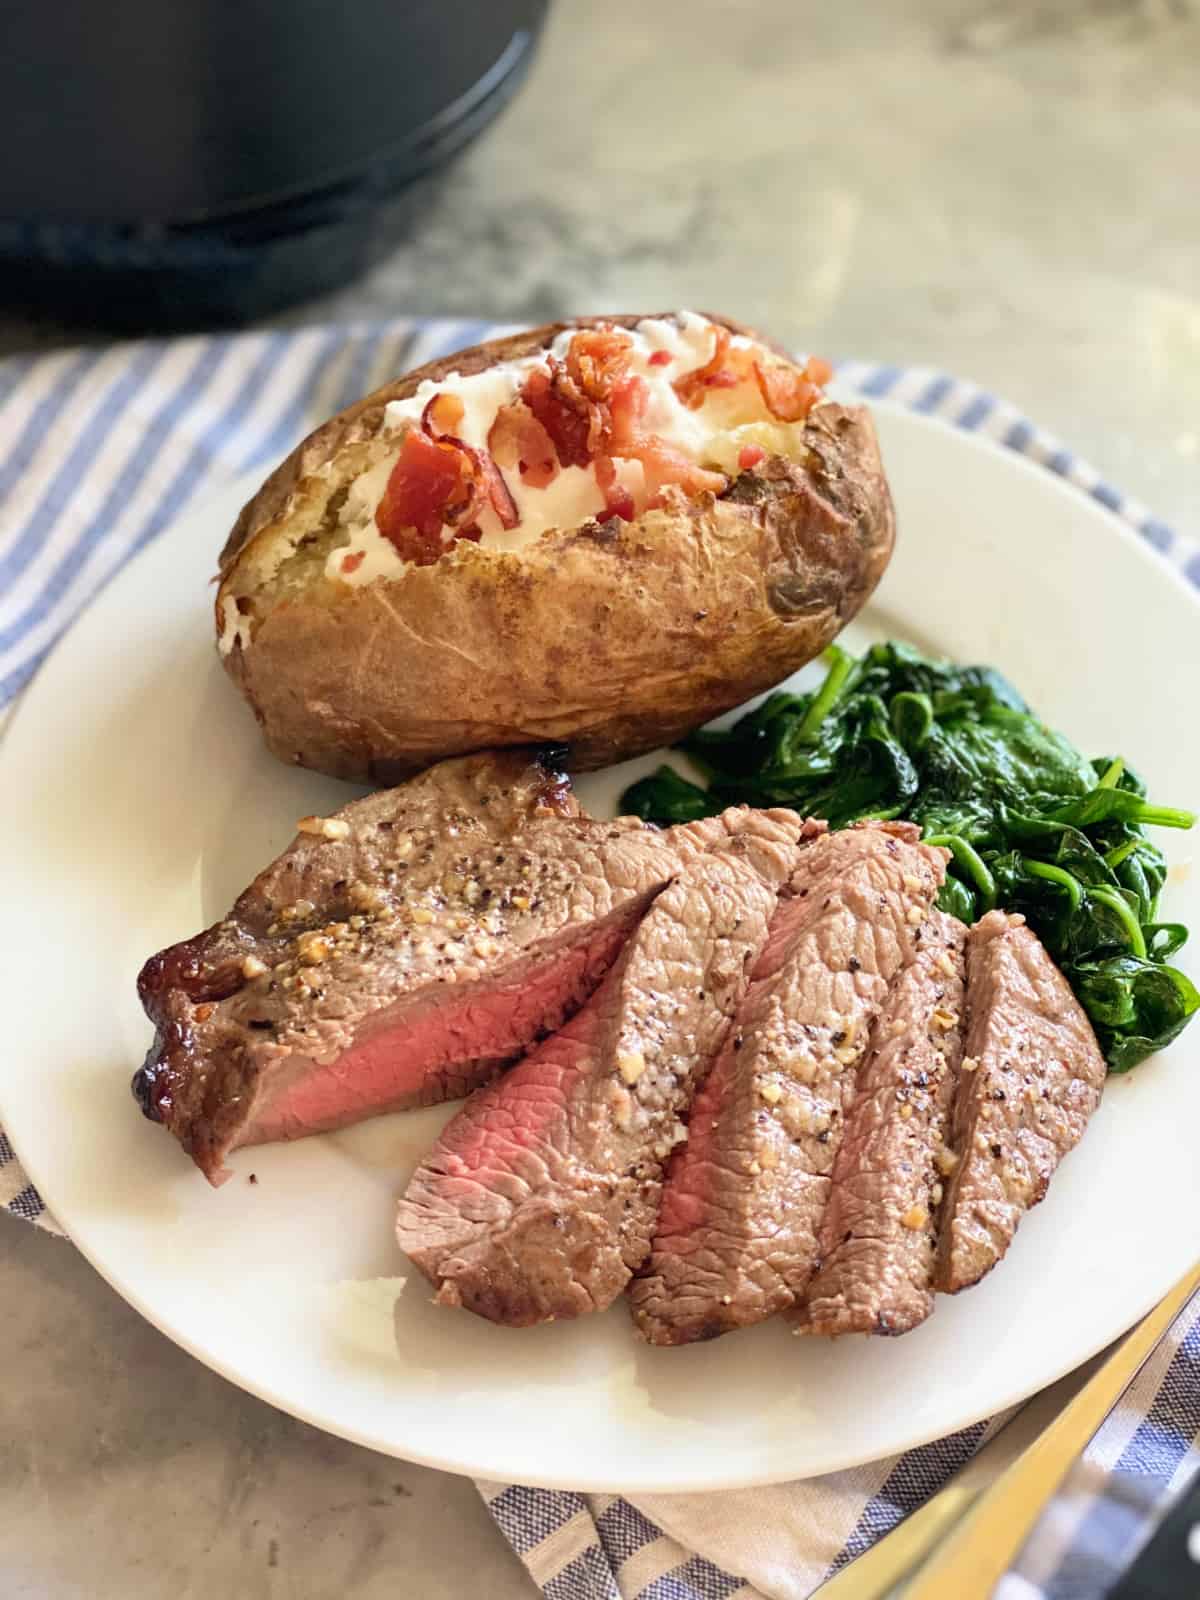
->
738, 443, 767, 471
606, 374, 726, 503
423, 387, 518, 532
641, 438, 727, 504
594, 455, 636, 522
375, 427, 476, 562
754, 355, 831, 422
421, 391, 466, 437
565, 327, 633, 401
754, 363, 817, 422
376, 396, 519, 561
340, 550, 365, 575
522, 362, 601, 468
488, 402, 557, 488
450, 434, 518, 530
517, 329, 633, 469
673, 326, 746, 409
605, 373, 649, 452
511, 325, 731, 508
647, 349, 672, 367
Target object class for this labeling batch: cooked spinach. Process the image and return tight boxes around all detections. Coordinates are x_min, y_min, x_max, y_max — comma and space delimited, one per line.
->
622, 641, 1197, 1072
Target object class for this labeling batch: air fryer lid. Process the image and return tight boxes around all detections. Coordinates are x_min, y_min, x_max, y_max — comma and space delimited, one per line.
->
2, 0, 546, 224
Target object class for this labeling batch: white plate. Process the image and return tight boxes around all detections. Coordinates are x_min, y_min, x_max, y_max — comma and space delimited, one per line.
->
2, 402, 1198, 1492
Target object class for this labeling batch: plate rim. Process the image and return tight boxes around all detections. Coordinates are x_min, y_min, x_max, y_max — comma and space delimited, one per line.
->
3, 396, 1198, 1491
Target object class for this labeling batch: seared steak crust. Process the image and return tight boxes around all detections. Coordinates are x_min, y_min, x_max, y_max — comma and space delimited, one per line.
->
631, 822, 949, 1345
793, 910, 966, 1338
933, 911, 1106, 1293
134, 750, 678, 1183
396, 812, 809, 1326
134, 753, 816, 1187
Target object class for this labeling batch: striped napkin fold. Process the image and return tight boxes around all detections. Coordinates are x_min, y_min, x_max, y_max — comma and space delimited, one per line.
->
2, 320, 1198, 1600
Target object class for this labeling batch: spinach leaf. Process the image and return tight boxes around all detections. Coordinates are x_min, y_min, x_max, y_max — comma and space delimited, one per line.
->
619, 640, 1196, 1072
1066, 957, 1200, 1073
622, 765, 712, 824
936, 874, 977, 922
851, 641, 1028, 712
1047, 789, 1195, 832
922, 709, 1095, 804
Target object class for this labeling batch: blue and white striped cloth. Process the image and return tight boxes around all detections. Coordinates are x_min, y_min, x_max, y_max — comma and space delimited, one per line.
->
2, 319, 1198, 1600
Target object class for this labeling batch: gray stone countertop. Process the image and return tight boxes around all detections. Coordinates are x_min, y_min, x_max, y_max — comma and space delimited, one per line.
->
2, 0, 1198, 538
3, 1, 1198, 1595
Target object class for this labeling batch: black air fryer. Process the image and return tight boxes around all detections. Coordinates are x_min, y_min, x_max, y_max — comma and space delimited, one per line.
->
0, 0, 549, 328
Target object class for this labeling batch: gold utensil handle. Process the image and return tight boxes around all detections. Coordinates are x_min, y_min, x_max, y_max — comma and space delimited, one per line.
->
900, 1261, 1200, 1599
816, 1479, 981, 1599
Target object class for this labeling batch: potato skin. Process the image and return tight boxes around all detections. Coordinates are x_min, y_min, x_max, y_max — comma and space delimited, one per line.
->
218, 317, 895, 783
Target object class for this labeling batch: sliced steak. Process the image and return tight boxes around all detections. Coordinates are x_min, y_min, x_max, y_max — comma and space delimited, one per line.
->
630, 822, 948, 1346
933, 910, 1106, 1293
134, 749, 659, 1184
792, 910, 967, 1338
136, 748, 578, 1029
135, 747, 812, 1185
396, 813, 807, 1326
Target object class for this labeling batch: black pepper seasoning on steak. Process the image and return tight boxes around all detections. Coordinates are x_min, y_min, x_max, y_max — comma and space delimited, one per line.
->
631, 821, 949, 1346
932, 910, 1106, 1293
792, 910, 967, 1338
134, 743, 819, 1188
132, 750, 638, 1182
395, 812, 812, 1326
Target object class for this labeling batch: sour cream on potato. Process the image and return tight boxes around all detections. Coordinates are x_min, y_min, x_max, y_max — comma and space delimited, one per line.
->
326, 313, 776, 588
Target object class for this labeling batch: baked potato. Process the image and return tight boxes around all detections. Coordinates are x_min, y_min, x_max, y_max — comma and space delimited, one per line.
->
216, 312, 895, 783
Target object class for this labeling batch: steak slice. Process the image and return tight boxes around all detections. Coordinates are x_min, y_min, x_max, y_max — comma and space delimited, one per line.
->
630, 822, 949, 1346
134, 749, 677, 1184
395, 812, 808, 1326
135, 748, 579, 1033
933, 910, 1106, 1293
792, 910, 967, 1338
135, 744, 812, 1185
